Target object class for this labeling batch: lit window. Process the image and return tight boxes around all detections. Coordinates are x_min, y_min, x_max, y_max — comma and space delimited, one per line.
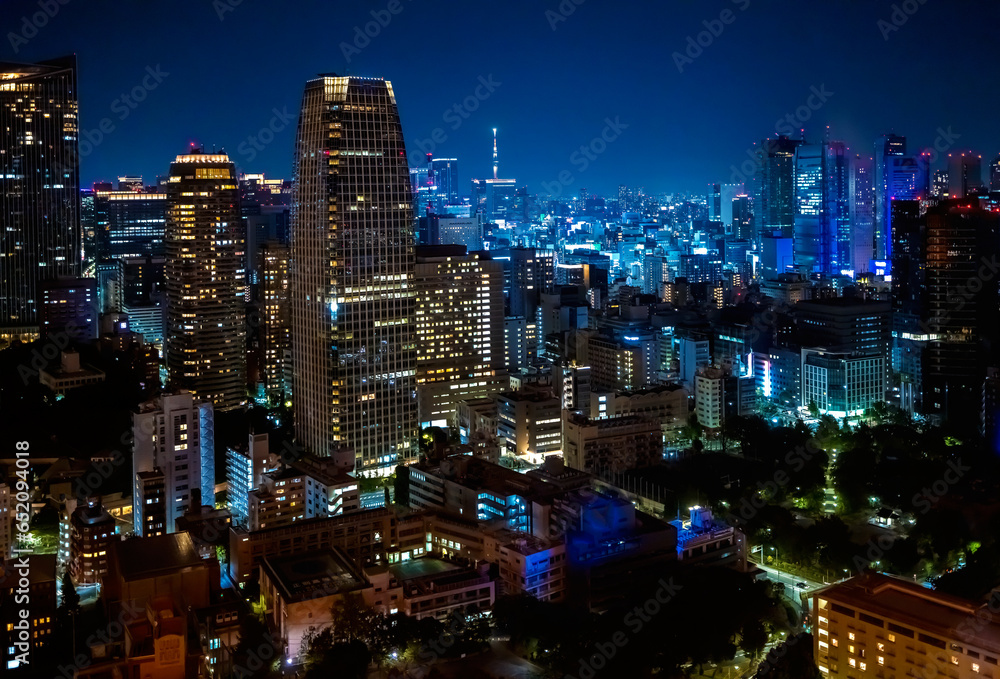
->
849, 633, 855, 641
973, 664, 980, 673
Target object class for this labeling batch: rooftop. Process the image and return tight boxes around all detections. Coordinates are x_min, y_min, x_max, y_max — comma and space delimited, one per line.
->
260, 548, 367, 603
814, 572, 1000, 654
114, 532, 203, 581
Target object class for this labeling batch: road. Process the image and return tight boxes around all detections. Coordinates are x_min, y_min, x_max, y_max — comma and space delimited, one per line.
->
757, 563, 824, 593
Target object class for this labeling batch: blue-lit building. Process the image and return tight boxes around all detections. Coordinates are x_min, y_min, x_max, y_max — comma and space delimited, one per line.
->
793, 141, 851, 274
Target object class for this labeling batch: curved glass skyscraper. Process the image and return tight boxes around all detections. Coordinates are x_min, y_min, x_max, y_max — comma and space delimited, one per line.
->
291, 75, 417, 474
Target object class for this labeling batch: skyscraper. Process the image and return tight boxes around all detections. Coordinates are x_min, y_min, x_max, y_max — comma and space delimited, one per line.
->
290, 75, 417, 474
0, 56, 80, 341
753, 136, 801, 247
924, 201, 999, 427
990, 154, 1000, 192
873, 134, 906, 261
164, 149, 247, 411
793, 141, 850, 274
414, 245, 506, 428
880, 153, 929, 261
732, 194, 753, 240
259, 241, 290, 402
947, 152, 983, 198
849, 155, 874, 272
429, 157, 459, 205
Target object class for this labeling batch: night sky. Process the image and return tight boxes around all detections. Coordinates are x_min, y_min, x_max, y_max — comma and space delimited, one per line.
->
4, 0, 998, 195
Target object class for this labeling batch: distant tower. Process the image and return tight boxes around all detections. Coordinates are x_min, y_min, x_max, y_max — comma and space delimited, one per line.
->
492, 128, 498, 180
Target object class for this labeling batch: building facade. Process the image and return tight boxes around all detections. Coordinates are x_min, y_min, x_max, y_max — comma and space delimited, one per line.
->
164, 150, 247, 411
291, 75, 417, 474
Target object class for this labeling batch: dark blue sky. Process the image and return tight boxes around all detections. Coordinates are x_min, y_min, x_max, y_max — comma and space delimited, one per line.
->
5, 0, 998, 195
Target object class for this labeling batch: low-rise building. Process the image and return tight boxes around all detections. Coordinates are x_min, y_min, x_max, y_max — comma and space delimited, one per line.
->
562, 412, 662, 474
495, 390, 562, 461
39, 350, 106, 395
259, 549, 372, 662
70, 498, 117, 585
812, 572, 1000, 678
669, 506, 746, 570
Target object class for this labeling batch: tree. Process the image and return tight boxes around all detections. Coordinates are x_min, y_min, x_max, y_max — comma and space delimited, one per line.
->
232, 615, 277, 679
304, 640, 370, 679
331, 592, 381, 645
59, 572, 80, 613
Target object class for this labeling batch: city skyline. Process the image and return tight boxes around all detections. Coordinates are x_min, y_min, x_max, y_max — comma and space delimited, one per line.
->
4, 1, 1000, 195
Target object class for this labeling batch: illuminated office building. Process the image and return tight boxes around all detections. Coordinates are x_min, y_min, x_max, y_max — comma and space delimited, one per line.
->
0, 56, 80, 341
96, 190, 168, 259
414, 245, 506, 428
259, 242, 290, 401
164, 149, 247, 411
873, 134, 906, 260
793, 141, 851, 274
752, 135, 801, 244
290, 75, 417, 474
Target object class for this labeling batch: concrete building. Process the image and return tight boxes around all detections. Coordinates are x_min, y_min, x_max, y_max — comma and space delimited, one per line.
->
562, 412, 662, 474
812, 572, 1000, 678
103, 532, 214, 611
132, 392, 215, 537
415, 245, 507, 428
69, 498, 116, 585
226, 432, 274, 529
259, 242, 290, 402
366, 558, 495, 620
39, 350, 106, 395
247, 452, 359, 531
40, 276, 98, 340
694, 366, 726, 432
668, 506, 746, 570
495, 391, 562, 460
0, 554, 57, 670
259, 549, 372, 662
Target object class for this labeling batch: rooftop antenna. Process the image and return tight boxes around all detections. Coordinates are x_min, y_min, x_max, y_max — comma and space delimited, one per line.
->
492, 128, 498, 180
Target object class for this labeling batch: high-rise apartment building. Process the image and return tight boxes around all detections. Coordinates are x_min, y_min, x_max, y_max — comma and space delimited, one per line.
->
259, 242, 290, 401
414, 245, 506, 428
132, 391, 215, 537
925, 201, 999, 426
0, 56, 81, 341
164, 150, 247, 411
290, 75, 417, 474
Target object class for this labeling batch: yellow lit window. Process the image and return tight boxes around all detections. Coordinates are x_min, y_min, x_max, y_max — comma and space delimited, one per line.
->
849, 633, 855, 641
